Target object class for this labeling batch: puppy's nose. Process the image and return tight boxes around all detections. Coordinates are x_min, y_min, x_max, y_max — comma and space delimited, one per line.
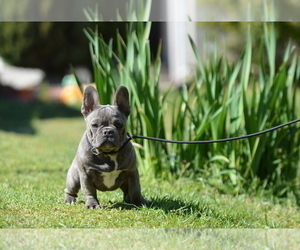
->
103, 128, 114, 137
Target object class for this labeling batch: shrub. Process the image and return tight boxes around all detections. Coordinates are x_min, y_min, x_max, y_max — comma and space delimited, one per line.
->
179, 23, 300, 195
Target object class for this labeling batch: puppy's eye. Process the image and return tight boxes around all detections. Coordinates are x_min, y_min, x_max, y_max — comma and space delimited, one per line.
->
91, 123, 98, 128
114, 121, 123, 128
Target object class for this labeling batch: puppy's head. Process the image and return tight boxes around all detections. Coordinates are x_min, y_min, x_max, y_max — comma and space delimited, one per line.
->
81, 85, 130, 154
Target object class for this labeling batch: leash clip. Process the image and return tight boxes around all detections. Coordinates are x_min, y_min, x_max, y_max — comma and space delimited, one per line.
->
91, 147, 99, 156
127, 132, 133, 139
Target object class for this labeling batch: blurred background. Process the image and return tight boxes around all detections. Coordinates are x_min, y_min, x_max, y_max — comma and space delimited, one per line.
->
0, 0, 299, 104
0, 22, 299, 102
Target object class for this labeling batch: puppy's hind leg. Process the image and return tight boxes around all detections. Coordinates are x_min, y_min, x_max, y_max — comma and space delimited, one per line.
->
65, 161, 81, 204
123, 168, 149, 207
120, 182, 130, 204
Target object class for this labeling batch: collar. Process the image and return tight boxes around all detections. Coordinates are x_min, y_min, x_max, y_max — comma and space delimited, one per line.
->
86, 132, 133, 156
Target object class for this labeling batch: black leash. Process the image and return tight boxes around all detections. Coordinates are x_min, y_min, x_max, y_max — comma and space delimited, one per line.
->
128, 118, 300, 144
88, 118, 300, 155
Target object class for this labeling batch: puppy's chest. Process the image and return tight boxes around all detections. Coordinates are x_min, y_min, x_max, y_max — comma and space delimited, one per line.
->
87, 155, 124, 189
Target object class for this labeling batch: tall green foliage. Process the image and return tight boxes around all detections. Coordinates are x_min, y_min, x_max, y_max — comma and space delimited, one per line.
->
84, 7, 300, 195
180, 23, 300, 195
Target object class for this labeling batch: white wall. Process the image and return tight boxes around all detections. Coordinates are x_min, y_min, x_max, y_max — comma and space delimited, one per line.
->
165, 0, 197, 85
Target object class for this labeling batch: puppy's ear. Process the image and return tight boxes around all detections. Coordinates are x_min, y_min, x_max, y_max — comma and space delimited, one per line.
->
114, 85, 131, 117
81, 85, 100, 117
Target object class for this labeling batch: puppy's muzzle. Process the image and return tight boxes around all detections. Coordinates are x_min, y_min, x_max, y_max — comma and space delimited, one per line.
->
102, 127, 115, 138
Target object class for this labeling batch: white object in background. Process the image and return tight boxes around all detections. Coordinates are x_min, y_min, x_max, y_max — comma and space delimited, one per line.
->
166, 0, 196, 85
0, 57, 44, 90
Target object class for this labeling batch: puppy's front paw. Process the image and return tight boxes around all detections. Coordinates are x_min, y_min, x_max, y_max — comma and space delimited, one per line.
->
65, 193, 77, 204
86, 199, 102, 209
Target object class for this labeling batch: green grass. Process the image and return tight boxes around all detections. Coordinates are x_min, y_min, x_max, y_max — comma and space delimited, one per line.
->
0, 115, 299, 229
1, 229, 299, 249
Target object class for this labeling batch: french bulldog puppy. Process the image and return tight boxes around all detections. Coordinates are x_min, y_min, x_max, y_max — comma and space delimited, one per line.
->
64, 85, 148, 209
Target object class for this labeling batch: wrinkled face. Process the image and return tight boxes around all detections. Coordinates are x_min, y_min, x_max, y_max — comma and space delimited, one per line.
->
81, 85, 131, 154
86, 105, 127, 153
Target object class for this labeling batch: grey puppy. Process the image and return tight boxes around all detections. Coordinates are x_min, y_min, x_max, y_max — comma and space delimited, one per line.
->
64, 85, 148, 209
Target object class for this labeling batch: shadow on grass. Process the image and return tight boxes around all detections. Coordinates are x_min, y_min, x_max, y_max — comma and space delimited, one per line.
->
148, 196, 203, 217
0, 98, 81, 134
108, 196, 203, 217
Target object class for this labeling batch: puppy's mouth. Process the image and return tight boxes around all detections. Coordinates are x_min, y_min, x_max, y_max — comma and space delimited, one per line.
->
93, 138, 121, 153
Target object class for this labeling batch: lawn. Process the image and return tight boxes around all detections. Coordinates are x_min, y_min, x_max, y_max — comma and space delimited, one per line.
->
0, 100, 300, 248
